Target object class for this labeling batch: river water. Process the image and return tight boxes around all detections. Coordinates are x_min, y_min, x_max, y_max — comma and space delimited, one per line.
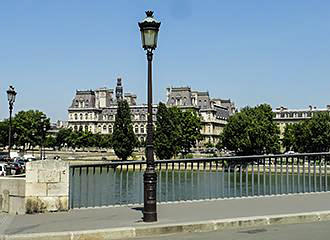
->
69, 168, 329, 208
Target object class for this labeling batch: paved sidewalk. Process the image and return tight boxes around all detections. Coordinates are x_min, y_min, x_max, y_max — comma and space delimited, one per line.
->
2, 193, 330, 239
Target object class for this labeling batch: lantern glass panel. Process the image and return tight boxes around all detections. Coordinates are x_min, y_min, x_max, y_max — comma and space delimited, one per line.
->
7, 91, 16, 103
142, 29, 158, 49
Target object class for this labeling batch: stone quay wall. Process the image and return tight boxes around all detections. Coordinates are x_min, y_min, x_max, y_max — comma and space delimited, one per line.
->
0, 177, 26, 214
25, 160, 69, 213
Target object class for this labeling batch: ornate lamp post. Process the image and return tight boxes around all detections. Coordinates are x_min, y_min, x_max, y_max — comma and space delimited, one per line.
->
138, 10, 161, 222
7, 86, 17, 160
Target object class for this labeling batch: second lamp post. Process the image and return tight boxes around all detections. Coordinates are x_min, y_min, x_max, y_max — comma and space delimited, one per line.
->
138, 10, 161, 222
7, 86, 17, 160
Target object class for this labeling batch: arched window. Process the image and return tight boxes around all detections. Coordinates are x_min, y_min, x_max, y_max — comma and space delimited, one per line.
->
134, 125, 139, 134
109, 125, 113, 133
85, 113, 88, 120
74, 114, 78, 120
140, 114, 145, 121
80, 113, 83, 120
140, 125, 145, 134
74, 125, 78, 131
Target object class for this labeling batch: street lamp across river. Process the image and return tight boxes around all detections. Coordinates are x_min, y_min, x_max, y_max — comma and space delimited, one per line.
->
138, 10, 161, 222
7, 86, 17, 160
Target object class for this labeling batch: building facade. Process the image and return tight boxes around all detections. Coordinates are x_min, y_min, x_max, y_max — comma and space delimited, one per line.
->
166, 86, 235, 145
68, 81, 235, 146
68, 78, 156, 143
273, 105, 330, 135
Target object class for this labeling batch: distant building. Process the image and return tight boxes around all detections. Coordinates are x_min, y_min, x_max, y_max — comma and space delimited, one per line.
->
166, 86, 236, 145
68, 78, 154, 143
273, 105, 330, 135
68, 81, 236, 147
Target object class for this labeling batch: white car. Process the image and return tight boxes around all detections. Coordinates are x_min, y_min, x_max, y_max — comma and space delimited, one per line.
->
0, 163, 7, 176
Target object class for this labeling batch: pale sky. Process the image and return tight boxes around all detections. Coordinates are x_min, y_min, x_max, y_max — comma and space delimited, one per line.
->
1, 0, 330, 121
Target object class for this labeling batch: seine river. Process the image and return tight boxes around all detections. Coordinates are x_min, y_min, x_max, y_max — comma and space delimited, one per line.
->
69, 168, 329, 208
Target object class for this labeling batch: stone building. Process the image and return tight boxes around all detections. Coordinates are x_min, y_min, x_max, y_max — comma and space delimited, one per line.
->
166, 86, 235, 145
273, 105, 330, 136
68, 81, 235, 147
68, 78, 155, 143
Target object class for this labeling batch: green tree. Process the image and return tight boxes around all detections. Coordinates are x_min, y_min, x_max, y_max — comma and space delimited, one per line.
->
45, 135, 57, 150
13, 110, 50, 151
55, 128, 73, 149
282, 124, 295, 152
154, 103, 180, 160
74, 130, 93, 150
219, 104, 280, 155
284, 112, 330, 153
99, 134, 112, 149
178, 110, 202, 156
112, 100, 138, 161
0, 120, 9, 147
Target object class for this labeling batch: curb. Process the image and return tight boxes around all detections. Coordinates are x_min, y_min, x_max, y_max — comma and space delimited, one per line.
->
2, 210, 330, 240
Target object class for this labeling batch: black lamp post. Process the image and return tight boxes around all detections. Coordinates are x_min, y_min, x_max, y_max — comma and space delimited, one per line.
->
40, 114, 46, 160
7, 86, 17, 160
138, 10, 161, 222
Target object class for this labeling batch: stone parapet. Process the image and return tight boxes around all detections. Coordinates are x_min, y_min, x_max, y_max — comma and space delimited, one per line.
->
25, 160, 69, 213
0, 177, 26, 215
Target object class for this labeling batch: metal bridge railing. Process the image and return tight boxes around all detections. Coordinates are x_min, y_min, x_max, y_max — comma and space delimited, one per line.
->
69, 152, 330, 209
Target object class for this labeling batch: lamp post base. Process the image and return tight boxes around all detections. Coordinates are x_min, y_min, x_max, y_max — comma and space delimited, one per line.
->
143, 170, 157, 222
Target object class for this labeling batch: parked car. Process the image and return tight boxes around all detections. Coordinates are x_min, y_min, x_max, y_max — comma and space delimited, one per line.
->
0, 163, 7, 176
16, 160, 26, 172
0, 153, 9, 161
8, 162, 23, 175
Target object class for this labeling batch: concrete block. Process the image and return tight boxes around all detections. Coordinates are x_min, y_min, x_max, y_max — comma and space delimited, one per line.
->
60, 168, 69, 183
0, 194, 3, 211
48, 183, 68, 197
25, 183, 47, 197
0, 178, 26, 196
26, 169, 38, 183
38, 196, 58, 212
71, 228, 135, 240
6, 232, 71, 240
58, 196, 69, 211
9, 196, 26, 215
268, 213, 319, 225
2, 190, 9, 213
38, 170, 60, 183
135, 224, 184, 237
182, 221, 216, 233
318, 211, 330, 221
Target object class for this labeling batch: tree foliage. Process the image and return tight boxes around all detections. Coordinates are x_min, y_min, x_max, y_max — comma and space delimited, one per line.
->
13, 110, 51, 150
112, 100, 138, 161
179, 110, 203, 155
154, 103, 180, 159
283, 112, 330, 153
218, 104, 280, 155
1, 110, 113, 151
154, 104, 202, 159
0, 120, 9, 147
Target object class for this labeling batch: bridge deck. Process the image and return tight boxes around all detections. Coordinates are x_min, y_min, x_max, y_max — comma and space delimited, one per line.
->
2, 192, 330, 237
